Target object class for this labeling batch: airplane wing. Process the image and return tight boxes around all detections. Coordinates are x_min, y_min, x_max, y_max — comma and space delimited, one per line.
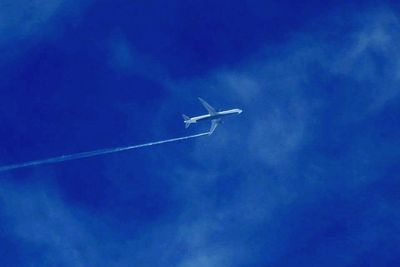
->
198, 97, 217, 115
209, 119, 220, 135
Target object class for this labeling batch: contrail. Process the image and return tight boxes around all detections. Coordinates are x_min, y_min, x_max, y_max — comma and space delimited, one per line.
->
0, 132, 209, 172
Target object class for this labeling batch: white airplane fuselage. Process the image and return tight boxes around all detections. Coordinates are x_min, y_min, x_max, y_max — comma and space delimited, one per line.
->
186, 108, 242, 124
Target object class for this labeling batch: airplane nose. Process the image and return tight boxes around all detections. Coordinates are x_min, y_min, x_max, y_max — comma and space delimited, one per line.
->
238, 109, 243, 114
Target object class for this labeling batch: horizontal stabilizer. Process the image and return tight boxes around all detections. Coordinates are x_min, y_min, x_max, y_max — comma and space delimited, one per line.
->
182, 114, 191, 128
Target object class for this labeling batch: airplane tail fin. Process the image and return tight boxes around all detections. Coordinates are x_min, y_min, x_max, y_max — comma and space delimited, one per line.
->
182, 114, 191, 128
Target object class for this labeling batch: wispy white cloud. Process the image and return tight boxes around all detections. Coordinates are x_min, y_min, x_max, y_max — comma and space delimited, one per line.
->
2, 5, 399, 267
0, 179, 100, 266
108, 35, 168, 81
153, 7, 400, 266
332, 7, 400, 111
0, 0, 91, 64
0, 0, 62, 43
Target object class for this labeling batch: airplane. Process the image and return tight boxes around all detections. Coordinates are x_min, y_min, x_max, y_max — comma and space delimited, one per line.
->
182, 98, 242, 135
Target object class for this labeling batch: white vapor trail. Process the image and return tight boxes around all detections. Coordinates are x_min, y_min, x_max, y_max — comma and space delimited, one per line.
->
0, 132, 209, 172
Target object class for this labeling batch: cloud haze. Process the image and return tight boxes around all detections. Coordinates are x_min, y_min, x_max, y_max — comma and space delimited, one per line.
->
1, 3, 399, 267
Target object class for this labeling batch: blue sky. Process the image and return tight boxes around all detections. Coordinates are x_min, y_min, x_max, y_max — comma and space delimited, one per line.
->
0, 1, 400, 266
